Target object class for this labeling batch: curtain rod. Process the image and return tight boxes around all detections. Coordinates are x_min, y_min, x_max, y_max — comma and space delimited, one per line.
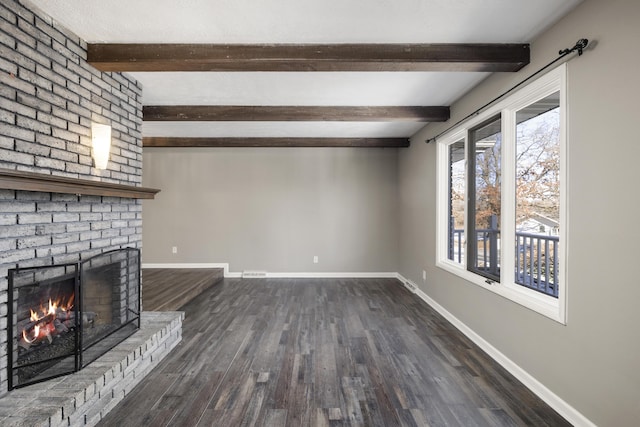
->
425, 38, 589, 144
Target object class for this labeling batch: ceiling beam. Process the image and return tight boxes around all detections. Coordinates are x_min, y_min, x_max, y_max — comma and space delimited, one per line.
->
88, 43, 529, 72
143, 137, 410, 148
143, 105, 450, 122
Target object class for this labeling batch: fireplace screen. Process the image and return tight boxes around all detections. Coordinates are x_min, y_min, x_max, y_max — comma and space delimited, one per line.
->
8, 248, 140, 389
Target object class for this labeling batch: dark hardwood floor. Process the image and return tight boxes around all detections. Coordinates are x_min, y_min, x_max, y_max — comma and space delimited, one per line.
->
99, 277, 571, 427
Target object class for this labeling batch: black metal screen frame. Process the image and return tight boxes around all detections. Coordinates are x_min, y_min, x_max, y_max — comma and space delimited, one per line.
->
78, 247, 141, 369
6, 247, 141, 390
7, 263, 80, 390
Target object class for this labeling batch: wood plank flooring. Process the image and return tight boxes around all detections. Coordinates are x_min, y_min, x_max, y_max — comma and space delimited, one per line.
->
99, 277, 571, 427
142, 268, 224, 311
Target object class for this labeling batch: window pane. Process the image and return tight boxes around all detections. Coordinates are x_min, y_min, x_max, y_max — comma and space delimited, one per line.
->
514, 92, 560, 297
469, 116, 501, 280
448, 139, 465, 264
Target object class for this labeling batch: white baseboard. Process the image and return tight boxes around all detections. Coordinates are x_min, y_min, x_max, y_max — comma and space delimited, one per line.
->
263, 272, 398, 279
395, 274, 595, 427
142, 263, 230, 277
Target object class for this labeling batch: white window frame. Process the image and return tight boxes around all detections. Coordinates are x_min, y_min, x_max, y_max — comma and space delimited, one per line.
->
436, 64, 568, 324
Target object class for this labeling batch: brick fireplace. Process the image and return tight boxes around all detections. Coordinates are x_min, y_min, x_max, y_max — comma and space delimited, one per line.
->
1, 0, 142, 399
0, 3, 186, 424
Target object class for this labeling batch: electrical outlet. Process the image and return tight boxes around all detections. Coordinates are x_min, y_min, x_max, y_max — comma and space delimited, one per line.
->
313, 255, 319, 264
172, 246, 178, 254
422, 270, 427, 282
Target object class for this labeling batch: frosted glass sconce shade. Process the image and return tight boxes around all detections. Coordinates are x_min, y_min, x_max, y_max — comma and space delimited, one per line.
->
91, 123, 111, 170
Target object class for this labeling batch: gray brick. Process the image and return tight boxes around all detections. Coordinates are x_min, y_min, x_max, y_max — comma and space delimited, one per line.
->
111, 220, 128, 229
52, 232, 79, 244
52, 212, 79, 223
36, 40, 67, 67
66, 241, 90, 253
3, 94, 38, 118
0, 4, 17, 25
16, 41, 51, 68
0, 108, 15, 125
19, 212, 52, 224
51, 105, 79, 123
0, 148, 33, 165
91, 203, 112, 213
35, 156, 65, 170
16, 190, 50, 201
18, 14, 51, 46
0, 28, 14, 49
65, 162, 90, 175
65, 142, 90, 157
34, 16, 66, 45
80, 230, 101, 241
16, 115, 51, 134
90, 221, 110, 231
79, 97, 102, 115
0, 137, 14, 153
15, 141, 48, 158
65, 222, 89, 232
0, 200, 35, 213
35, 133, 65, 149
36, 201, 66, 212
35, 223, 65, 235
36, 110, 66, 129
18, 66, 53, 92
0, 248, 34, 264
51, 127, 79, 143
0, 212, 16, 226
14, 3, 35, 25
80, 212, 101, 222
0, 15, 33, 49
17, 235, 51, 249
0, 239, 16, 252
36, 245, 66, 258
37, 87, 66, 108
66, 122, 89, 137
35, 64, 66, 88
0, 42, 35, 71
50, 147, 78, 163
0, 55, 18, 75
51, 193, 78, 202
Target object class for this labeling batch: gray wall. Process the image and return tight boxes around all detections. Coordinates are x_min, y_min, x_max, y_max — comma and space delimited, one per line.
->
142, 147, 399, 273
400, 0, 640, 425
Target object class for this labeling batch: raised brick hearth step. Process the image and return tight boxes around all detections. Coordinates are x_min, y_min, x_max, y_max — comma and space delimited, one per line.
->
0, 312, 183, 427
142, 268, 225, 311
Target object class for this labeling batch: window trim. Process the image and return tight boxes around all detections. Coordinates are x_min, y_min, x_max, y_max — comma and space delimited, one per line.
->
436, 64, 568, 324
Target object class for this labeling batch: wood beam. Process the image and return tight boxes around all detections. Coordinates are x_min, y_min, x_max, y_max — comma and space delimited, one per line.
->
143, 137, 409, 148
143, 105, 449, 122
88, 43, 529, 72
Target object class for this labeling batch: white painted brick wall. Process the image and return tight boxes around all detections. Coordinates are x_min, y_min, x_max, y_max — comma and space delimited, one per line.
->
0, 0, 145, 397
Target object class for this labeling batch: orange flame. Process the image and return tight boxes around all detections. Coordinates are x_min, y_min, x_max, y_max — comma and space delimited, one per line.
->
21, 295, 75, 344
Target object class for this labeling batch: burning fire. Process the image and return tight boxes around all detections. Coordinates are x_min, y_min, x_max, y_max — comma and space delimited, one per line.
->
21, 294, 74, 345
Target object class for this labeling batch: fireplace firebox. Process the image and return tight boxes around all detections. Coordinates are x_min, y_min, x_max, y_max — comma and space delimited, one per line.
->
7, 248, 141, 389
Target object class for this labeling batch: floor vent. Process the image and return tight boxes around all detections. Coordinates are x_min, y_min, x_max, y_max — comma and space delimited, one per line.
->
242, 271, 268, 278
403, 281, 416, 293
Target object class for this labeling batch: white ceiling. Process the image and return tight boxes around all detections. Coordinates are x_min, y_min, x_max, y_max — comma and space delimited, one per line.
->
31, 0, 583, 141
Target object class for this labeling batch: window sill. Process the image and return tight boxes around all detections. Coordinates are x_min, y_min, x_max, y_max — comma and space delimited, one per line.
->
436, 260, 565, 324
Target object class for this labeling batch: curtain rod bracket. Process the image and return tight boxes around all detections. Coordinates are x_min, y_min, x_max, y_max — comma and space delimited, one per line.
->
424, 38, 590, 144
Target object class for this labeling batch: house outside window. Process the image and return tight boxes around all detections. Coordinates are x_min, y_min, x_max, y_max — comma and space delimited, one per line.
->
436, 65, 567, 323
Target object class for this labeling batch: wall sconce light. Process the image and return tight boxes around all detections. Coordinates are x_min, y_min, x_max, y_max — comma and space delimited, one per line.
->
91, 122, 111, 170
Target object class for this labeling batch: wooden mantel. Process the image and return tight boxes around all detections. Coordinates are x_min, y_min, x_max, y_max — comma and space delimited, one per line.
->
0, 168, 160, 199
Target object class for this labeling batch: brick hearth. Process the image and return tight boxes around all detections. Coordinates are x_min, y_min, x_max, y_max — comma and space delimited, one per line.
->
0, 312, 183, 427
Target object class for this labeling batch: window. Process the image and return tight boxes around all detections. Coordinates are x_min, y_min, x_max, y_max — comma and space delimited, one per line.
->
437, 65, 567, 323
